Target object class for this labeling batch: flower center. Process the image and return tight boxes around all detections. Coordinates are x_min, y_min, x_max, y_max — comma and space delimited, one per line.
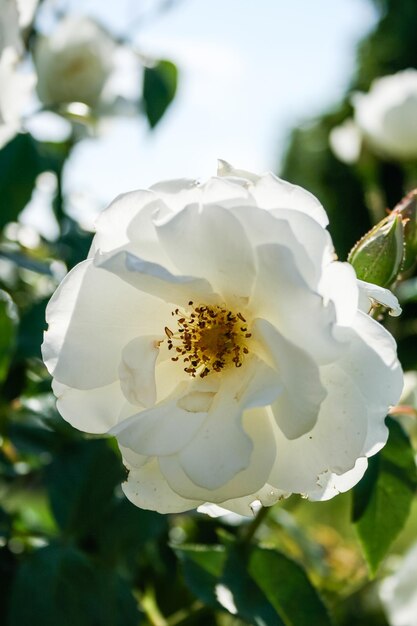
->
165, 302, 251, 378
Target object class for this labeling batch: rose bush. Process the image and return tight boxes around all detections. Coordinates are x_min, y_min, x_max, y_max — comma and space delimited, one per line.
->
34, 15, 115, 108
353, 69, 417, 161
42, 162, 403, 515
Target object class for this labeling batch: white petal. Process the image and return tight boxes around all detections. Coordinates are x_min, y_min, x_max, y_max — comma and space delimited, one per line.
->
111, 385, 207, 456
267, 362, 369, 495
253, 318, 326, 439
200, 177, 252, 206
42, 260, 169, 389
165, 356, 280, 492
268, 208, 335, 279
217, 163, 329, 226
343, 311, 403, 455
160, 407, 276, 502
357, 280, 402, 317
122, 457, 202, 513
196, 503, 246, 522
156, 203, 256, 300
217, 160, 259, 182
150, 178, 199, 213
228, 354, 282, 410
93, 190, 174, 269
308, 458, 369, 501
52, 379, 130, 433
118, 443, 148, 468
217, 483, 289, 516
227, 204, 317, 284
251, 244, 342, 363
96, 248, 217, 306
251, 172, 329, 226
119, 336, 160, 407
319, 261, 359, 327
177, 388, 253, 489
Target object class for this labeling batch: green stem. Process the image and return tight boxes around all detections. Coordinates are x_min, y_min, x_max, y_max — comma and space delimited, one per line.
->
240, 506, 270, 543
140, 588, 167, 626
166, 601, 205, 626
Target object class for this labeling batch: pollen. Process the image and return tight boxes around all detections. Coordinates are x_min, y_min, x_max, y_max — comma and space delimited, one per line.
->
165, 302, 251, 378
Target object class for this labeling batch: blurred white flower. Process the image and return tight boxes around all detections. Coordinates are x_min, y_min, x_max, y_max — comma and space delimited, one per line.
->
16, 0, 38, 30
0, 0, 38, 54
329, 118, 362, 164
42, 163, 403, 515
0, 0, 38, 149
0, 0, 22, 55
380, 543, 417, 626
34, 15, 116, 108
353, 69, 417, 161
0, 47, 35, 148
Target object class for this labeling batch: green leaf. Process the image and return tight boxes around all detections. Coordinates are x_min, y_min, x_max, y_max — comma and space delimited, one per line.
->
45, 439, 125, 539
16, 298, 48, 359
97, 499, 167, 569
0, 546, 17, 624
248, 546, 333, 626
0, 290, 18, 383
8, 544, 141, 626
176, 542, 330, 626
220, 544, 285, 626
0, 134, 43, 228
352, 418, 417, 576
143, 60, 178, 128
174, 544, 226, 607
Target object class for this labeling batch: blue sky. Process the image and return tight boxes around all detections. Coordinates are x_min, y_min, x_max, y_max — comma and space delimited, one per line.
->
60, 0, 378, 219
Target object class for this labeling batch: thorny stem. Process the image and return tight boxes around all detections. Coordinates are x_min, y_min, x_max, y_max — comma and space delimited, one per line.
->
240, 505, 270, 543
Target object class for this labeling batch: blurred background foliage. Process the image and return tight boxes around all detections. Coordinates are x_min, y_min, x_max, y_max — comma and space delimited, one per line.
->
1, 0, 417, 625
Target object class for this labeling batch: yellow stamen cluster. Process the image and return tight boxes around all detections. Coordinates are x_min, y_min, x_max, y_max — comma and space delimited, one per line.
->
165, 302, 251, 378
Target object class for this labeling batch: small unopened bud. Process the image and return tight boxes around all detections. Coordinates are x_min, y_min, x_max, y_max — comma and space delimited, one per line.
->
392, 189, 417, 272
348, 214, 404, 287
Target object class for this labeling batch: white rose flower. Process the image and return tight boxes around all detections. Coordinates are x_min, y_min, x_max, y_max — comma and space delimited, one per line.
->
353, 69, 417, 161
34, 15, 115, 108
42, 163, 403, 515
379, 543, 417, 626
0, 47, 35, 149
329, 119, 362, 164
0, 0, 22, 55
0, 0, 37, 149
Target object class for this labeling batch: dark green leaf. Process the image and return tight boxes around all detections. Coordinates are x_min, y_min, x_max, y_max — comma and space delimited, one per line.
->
352, 418, 417, 575
0, 290, 18, 382
220, 544, 284, 626
45, 439, 125, 539
248, 546, 333, 626
143, 60, 178, 128
0, 546, 17, 624
8, 418, 56, 455
56, 218, 94, 270
16, 298, 48, 359
175, 544, 226, 607
8, 544, 141, 626
0, 134, 43, 228
97, 498, 167, 568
